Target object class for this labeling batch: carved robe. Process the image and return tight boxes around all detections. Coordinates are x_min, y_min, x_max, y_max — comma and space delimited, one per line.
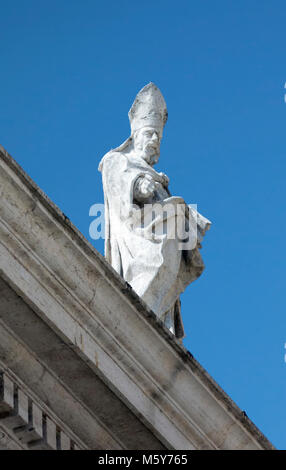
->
99, 145, 210, 338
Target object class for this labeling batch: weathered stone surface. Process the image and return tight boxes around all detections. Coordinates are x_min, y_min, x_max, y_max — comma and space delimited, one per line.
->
0, 145, 274, 450
0, 429, 23, 450
0, 277, 165, 450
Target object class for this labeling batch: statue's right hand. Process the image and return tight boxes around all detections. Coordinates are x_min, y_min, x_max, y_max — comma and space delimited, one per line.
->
134, 175, 156, 201
139, 177, 156, 197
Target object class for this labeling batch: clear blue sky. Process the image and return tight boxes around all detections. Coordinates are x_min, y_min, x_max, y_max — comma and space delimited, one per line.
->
1, 0, 285, 449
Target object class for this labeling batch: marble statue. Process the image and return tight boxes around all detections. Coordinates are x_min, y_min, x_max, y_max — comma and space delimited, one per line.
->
99, 83, 211, 339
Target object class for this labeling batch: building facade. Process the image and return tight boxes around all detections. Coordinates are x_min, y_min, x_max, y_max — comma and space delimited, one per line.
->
0, 146, 274, 450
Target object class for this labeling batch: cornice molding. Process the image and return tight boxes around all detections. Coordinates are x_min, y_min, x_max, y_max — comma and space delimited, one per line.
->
0, 145, 274, 450
0, 370, 75, 450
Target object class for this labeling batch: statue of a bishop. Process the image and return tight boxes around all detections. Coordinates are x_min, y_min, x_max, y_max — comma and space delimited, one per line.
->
99, 83, 211, 339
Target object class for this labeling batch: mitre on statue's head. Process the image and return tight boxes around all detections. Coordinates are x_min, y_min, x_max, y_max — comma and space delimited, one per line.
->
128, 82, 168, 137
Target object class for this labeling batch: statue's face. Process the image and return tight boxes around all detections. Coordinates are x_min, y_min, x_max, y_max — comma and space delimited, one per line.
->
133, 127, 161, 165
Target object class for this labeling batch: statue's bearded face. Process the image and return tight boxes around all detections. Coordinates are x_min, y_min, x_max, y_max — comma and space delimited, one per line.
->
133, 127, 161, 165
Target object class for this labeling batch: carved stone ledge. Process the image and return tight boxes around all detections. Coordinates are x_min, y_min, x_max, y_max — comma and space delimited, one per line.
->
0, 146, 275, 450
0, 371, 80, 450
0, 277, 164, 450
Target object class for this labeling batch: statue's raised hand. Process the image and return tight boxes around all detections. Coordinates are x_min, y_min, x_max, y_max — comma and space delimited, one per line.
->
134, 174, 156, 201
